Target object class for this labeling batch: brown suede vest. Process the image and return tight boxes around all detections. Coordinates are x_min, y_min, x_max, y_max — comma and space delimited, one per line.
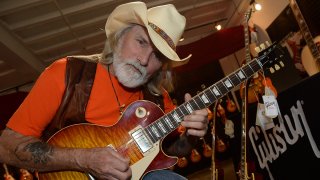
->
42, 57, 164, 141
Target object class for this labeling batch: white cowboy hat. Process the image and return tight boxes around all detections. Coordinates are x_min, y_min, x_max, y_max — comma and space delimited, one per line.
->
105, 1, 191, 64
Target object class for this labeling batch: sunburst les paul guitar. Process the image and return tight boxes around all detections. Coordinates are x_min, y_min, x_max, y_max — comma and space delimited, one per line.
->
38, 44, 283, 180
289, 0, 320, 76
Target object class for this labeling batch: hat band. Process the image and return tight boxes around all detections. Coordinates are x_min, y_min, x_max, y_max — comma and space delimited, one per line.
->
148, 22, 176, 50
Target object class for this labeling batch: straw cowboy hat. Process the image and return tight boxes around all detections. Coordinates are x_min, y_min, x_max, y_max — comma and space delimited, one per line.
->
105, 1, 191, 65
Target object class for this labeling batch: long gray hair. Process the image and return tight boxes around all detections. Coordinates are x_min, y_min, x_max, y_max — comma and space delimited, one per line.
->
100, 24, 175, 96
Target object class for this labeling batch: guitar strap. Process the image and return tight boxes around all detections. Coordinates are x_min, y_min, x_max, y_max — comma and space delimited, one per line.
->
42, 57, 164, 141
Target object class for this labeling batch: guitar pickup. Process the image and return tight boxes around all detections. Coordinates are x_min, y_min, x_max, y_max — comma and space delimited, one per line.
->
131, 127, 153, 154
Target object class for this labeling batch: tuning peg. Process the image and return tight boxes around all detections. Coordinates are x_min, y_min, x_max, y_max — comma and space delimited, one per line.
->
275, 64, 280, 70
280, 61, 285, 67
269, 67, 275, 73
260, 43, 266, 50
265, 41, 271, 47
255, 47, 261, 54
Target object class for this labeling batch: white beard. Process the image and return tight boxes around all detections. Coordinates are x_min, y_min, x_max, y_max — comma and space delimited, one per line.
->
113, 54, 148, 88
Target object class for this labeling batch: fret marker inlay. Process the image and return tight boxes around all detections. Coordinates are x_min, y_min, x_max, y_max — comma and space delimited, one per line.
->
237, 71, 246, 79
201, 94, 209, 104
186, 103, 193, 113
224, 79, 233, 88
212, 87, 220, 96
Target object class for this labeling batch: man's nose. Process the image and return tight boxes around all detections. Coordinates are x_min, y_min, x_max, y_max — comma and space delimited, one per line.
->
138, 51, 152, 66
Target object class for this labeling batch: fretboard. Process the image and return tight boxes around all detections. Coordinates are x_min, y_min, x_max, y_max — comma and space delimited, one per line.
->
144, 55, 267, 143
289, 0, 320, 60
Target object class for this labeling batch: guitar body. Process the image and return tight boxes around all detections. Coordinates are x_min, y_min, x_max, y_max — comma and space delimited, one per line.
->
38, 100, 177, 180
301, 35, 320, 76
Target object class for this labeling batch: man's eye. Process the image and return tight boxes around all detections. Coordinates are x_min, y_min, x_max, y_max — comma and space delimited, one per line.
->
137, 39, 144, 45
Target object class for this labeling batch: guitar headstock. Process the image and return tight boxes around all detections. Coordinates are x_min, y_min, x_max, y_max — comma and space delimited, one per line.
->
255, 41, 285, 73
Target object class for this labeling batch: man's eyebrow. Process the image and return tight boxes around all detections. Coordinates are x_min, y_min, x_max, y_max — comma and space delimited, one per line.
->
137, 34, 150, 44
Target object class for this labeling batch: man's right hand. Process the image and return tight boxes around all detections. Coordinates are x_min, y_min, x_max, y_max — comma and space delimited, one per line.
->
80, 146, 132, 180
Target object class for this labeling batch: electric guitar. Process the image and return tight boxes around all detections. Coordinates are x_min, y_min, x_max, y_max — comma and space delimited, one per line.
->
38, 43, 283, 180
288, 0, 320, 76
237, 8, 255, 180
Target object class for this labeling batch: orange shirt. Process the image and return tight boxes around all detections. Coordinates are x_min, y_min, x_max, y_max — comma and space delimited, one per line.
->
7, 58, 176, 138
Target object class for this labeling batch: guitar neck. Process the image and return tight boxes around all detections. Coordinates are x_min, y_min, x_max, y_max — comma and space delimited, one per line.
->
289, 0, 320, 59
144, 50, 273, 143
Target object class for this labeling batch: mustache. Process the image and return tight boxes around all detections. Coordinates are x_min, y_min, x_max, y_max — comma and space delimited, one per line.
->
125, 61, 147, 76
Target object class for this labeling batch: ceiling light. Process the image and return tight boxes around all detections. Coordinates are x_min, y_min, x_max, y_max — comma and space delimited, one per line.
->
250, 0, 262, 11
254, 3, 262, 11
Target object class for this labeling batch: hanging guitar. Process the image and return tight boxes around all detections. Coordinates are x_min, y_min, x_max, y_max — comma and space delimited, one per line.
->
38, 42, 283, 180
237, 8, 255, 180
288, 0, 320, 76
240, 71, 278, 104
239, 25, 279, 104
215, 103, 228, 153
176, 157, 188, 168
211, 100, 220, 180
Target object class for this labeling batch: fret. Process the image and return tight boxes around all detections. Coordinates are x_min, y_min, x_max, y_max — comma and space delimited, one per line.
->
242, 64, 255, 77
185, 102, 194, 113
157, 121, 168, 134
216, 81, 228, 95
159, 118, 171, 131
249, 60, 262, 72
150, 123, 162, 139
203, 88, 217, 103
228, 73, 241, 87
209, 85, 222, 99
194, 94, 209, 108
179, 104, 190, 116
193, 96, 205, 109
145, 126, 156, 143
171, 111, 182, 123
190, 98, 201, 110
166, 114, 178, 127
224, 77, 234, 90
175, 107, 185, 118
235, 69, 247, 80
163, 116, 175, 129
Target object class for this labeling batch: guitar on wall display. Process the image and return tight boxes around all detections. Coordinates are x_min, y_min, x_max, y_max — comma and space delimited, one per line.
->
239, 7, 278, 104
288, 0, 320, 76
38, 43, 283, 180
237, 8, 255, 180
211, 100, 220, 180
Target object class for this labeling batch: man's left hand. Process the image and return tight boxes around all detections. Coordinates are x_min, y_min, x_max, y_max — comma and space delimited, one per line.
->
180, 93, 209, 137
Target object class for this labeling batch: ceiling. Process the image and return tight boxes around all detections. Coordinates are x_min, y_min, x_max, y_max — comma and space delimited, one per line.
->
0, 0, 251, 94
